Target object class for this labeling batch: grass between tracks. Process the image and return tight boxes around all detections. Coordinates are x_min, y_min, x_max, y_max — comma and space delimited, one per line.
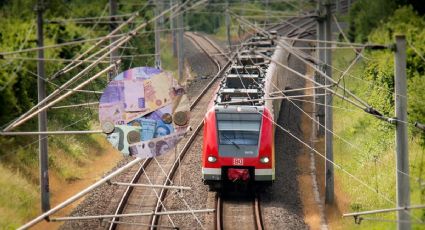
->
330, 49, 425, 230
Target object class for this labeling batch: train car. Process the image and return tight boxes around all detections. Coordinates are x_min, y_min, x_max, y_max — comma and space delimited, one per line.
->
202, 34, 280, 190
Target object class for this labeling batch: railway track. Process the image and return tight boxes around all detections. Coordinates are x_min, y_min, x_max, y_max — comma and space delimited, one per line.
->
109, 33, 229, 230
68, 17, 317, 230
209, 15, 318, 230
216, 194, 263, 230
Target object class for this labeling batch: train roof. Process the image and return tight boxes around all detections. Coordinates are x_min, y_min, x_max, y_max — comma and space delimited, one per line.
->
214, 34, 276, 109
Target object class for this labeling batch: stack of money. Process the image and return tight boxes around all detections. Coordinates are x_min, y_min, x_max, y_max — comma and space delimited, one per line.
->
99, 67, 190, 159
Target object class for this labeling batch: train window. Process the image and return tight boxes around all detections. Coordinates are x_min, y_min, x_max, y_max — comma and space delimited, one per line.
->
219, 130, 259, 145
217, 120, 260, 146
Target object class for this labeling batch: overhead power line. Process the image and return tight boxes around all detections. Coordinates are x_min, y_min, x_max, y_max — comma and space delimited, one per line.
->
45, 13, 134, 23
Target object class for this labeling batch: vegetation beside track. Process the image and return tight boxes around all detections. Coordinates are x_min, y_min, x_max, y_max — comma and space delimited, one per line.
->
0, 0, 156, 228
333, 5, 425, 229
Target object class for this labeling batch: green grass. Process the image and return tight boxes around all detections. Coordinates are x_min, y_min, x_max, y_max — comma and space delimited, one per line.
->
331, 49, 425, 229
0, 164, 38, 229
160, 35, 179, 78
0, 115, 115, 228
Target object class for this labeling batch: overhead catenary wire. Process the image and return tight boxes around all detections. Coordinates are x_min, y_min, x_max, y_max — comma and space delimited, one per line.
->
0, 33, 126, 57
3, 56, 110, 63
254, 86, 423, 223
45, 13, 134, 23
232, 22, 423, 223
4, 61, 121, 132
0, 115, 91, 161
266, 22, 424, 130
51, 101, 99, 109
253, 43, 424, 184
254, 50, 365, 109
138, 162, 177, 228
150, 157, 205, 229
49, 13, 139, 79
257, 98, 410, 218
233, 14, 404, 124
332, 14, 371, 61
3, 3, 184, 132
16, 2, 209, 228
352, 217, 425, 225
407, 41, 425, 63
234, 13, 372, 108
26, 69, 104, 95
0, 22, 36, 92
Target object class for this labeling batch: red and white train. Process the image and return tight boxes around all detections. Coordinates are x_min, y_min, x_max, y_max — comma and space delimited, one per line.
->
202, 33, 281, 190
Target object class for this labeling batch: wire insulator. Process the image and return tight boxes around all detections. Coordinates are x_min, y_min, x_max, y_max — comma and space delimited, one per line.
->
415, 122, 425, 131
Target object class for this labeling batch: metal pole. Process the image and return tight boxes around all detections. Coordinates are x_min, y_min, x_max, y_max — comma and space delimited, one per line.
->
324, 1, 334, 204
316, 0, 326, 136
335, 0, 340, 14
176, 0, 184, 82
36, 0, 50, 212
225, 1, 231, 51
394, 34, 410, 230
4, 4, 178, 132
265, 0, 269, 26
18, 158, 143, 230
171, 0, 177, 57
154, 0, 162, 69
109, 0, 119, 81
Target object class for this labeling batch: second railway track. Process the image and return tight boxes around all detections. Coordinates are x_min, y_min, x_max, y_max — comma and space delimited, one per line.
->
109, 33, 229, 230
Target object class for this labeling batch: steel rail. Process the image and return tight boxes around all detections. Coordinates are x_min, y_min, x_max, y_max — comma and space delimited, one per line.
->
254, 196, 264, 230
184, 33, 222, 72
18, 158, 144, 230
212, 16, 310, 230
108, 158, 152, 230
216, 194, 263, 230
216, 195, 222, 230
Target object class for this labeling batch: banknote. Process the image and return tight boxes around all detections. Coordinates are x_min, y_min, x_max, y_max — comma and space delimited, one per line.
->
124, 67, 162, 80
124, 79, 146, 112
144, 72, 174, 111
128, 117, 157, 141
114, 67, 162, 81
128, 131, 186, 159
144, 104, 175, 138
99, 103, 126, 125
99, 80, 124, 105
106, 125, 142, 156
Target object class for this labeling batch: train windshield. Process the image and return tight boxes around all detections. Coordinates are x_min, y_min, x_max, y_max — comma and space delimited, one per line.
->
218, 120, 260, 145
216, 113, 261, 157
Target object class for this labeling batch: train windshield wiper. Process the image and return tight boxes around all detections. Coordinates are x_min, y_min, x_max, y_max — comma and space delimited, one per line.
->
222, 133, 240, 149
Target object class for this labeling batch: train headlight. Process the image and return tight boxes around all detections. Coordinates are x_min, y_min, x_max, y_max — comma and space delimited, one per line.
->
260, 157, 270, 164
208, 156, 217, 163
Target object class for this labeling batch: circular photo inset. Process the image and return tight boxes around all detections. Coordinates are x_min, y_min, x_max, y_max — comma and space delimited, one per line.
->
99, 67, 190, 159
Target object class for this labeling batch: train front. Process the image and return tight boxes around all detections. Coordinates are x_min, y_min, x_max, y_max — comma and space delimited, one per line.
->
202, 105, 275, 190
